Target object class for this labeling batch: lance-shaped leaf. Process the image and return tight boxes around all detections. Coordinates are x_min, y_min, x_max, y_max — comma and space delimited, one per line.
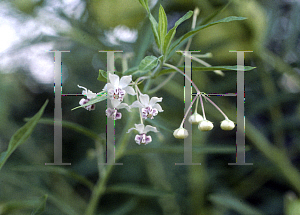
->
149, 13, 160, 48
139, 56, 159, 71
0, 100, 48, 170
158, 5, 168, 52
138, 0, 149, 13
71, 93, 107, 111
154, 65, 256, 78
167, 16, 247, 57
163, 10, 193, 55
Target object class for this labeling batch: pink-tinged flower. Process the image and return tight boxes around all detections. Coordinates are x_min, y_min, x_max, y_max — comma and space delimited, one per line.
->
103, 73, 135, 102
127, 124, 158, 145
106, 99, 131, 120
130, 94, 163, 119
78, 85, 98, 111
106, 108, 122, 120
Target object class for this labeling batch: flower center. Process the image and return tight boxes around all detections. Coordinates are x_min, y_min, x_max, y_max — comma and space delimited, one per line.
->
142, 107, 158, 119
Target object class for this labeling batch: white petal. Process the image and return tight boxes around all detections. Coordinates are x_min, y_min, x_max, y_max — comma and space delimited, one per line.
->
144, 125, 158, 133
110, 99, 121, 108
130, 101, 144, 108
149, 97, 162, 106
119, 75, 132, 88
102, 84, 108, 91
139, 94, 150, 106
135, 123, 145, 134
78, 85, 87, 93
108, 73, 120, 87
153, 104, 163, 112
117, 103, 131, 111
127, 127, 136, 133
123, 86, 136, 95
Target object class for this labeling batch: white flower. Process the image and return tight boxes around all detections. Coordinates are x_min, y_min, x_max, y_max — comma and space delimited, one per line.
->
130, 94, 163, 119
78, 85, 98, 99
78, 85, 98, 111
173, 127, 188, 139
188, 113, 203, 124
103, 73, 135, 102
106, 99, 131, 120
127, 124, 158, 145
220, 119, 235, 130
198, 120, 214, 131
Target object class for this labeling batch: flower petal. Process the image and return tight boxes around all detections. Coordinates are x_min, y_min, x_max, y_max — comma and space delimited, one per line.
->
130, 101, 143, 108
149, 97, 162, 107
144, 125, 158, 133
139, 94, 150, 106
153, 104, 163, 112
127, 127, 136, 133
135, 123, 145, 134
119, 75, 132, 88
108, 73, 119, 87
117, 103, 131, 111
110, 99, 121, 108
123, 86, 136, 95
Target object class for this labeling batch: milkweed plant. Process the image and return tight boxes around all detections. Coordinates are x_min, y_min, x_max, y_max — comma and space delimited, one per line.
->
73, 0, 251, 145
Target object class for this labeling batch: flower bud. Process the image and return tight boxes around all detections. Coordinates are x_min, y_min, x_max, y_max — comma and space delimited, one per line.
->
173, 127, 188, 139
188, 113, 203, 124
198, 120, 214, 131
220, 119, 235, 130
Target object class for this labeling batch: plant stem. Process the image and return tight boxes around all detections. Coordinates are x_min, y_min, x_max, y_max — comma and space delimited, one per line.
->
180, 94, 199, 128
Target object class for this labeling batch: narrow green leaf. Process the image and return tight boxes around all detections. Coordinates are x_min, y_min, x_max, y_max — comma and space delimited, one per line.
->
97, 69, 107, 82
71, 93, 107, 111
139, 56, 159, 71
106, 183, 174, 197
0, 100, 48, 170
24, 118, 103, 143
31, 195, 48, 215
149, 13, 160, 48
154, 65, 256, 78
168, 16, 247, 56
138, 0, 149, 13
163, 10, 193, 55
158, 5, 168, 51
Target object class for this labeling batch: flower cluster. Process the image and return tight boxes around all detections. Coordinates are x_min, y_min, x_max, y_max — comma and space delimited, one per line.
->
173, 95, 235, 139
77, 73, 163, 145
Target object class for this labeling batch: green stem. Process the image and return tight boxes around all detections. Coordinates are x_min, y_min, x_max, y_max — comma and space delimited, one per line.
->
84, 102, 137, 215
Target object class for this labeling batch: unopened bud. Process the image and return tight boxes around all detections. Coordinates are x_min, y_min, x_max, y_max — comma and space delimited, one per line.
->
198, 120, 213, 131
220, 119, 235, 130
173, 127, 188, 139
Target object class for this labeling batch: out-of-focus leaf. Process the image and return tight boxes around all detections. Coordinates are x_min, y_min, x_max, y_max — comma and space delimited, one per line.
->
0, 100, 48, 171
138, 0, 149, 13
31, 194, 48, 215
167, 16, 247, 57
24, 118, 103, 143
124, 146, 250, 156
208, 193, 264, 215
155, 65, 256, 78
97, 69, 107, 82
106, 183, 174, 197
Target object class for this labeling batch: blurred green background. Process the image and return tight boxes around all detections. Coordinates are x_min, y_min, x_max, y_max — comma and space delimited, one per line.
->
0, 0, 300, 214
